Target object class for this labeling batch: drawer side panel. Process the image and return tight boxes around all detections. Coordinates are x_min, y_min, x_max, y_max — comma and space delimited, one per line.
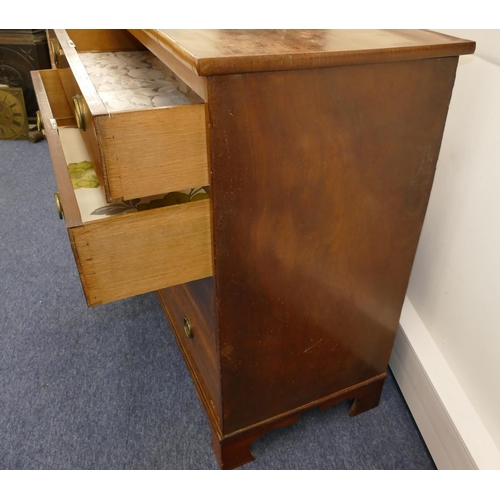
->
208, 57, 460, 434
31, 70, 81, 228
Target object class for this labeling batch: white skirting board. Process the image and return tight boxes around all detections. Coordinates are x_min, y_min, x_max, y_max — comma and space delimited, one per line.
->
389, 297, 500, 470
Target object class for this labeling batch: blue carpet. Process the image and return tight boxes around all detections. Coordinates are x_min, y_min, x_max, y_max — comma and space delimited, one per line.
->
0, 138, 436, 469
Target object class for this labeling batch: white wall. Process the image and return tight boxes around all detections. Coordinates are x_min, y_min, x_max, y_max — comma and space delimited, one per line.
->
399, 30, 500, 464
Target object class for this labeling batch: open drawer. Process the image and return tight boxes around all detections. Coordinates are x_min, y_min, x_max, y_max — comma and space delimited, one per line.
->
46, 29, 209, 202
33, 69, 213, 306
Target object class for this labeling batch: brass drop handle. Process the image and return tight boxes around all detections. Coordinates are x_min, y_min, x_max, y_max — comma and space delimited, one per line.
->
183, 316, 193, 339
72, 95, 86, 131
54, 192, 63, 220
50, 39, 63, 67
50, 39, 57, 65
36, 110, 45, 135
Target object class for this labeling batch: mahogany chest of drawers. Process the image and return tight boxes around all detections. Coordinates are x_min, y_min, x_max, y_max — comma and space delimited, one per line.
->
33, 29, 475, 469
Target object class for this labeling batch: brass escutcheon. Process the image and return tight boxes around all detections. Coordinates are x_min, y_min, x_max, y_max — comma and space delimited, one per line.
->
54, 192, 63, 220
183, 316, 193, 339
72, 95, 86, 131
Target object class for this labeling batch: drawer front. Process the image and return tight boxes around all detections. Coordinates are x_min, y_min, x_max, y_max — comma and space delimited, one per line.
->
157, 282, 221, 426
69, 200, 213, 306
53, 29, 209, 202
33, 69, 214, 306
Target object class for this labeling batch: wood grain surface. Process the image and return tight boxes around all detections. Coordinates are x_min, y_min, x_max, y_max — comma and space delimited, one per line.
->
35, 69, 74, 125
71, 199, 213, 306
208, 56, 460, 434
65, 29, 144, 53
151, 29, 475, 76
96, 104, 209, 201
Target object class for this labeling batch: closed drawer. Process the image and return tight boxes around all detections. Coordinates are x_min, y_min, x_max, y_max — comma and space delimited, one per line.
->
33, 69, 213, 306
50, 29, 209, 202
157, 280, 221, 426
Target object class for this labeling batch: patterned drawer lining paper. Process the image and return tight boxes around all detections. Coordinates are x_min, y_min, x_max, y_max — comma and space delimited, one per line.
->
78, 51, 203, 112
58, 127, 207, 222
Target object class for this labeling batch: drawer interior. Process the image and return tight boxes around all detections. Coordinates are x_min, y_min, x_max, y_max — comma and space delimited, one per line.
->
34, 68, 213, 307
59, 29, 203, 109
77, 51, 203, 113
58, 126, 208, 223
53, 122, 213, 307
65, 29, 145, 53
49, 30, 209, 203
38, 68, 209, 221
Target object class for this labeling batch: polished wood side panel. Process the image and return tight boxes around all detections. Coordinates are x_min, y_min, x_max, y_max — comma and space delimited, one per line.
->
158, 276, 386, 469
153, 29, 475, 76
95, 104, 209, 200
208, 57, 460, 434
157, 279, 221, 426
65, 29, 144, 53
71, 200, 213, 306
31, 70, 81, 228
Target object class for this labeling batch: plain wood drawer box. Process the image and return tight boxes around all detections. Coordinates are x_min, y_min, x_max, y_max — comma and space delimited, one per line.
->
33, 69, 213, 306
47, 29, 209, 203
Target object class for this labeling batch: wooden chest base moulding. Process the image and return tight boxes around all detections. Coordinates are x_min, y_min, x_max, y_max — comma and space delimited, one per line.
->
34, 29, 475, 469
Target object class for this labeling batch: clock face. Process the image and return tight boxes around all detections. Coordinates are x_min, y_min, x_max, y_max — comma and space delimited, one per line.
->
0, 88, 28, 140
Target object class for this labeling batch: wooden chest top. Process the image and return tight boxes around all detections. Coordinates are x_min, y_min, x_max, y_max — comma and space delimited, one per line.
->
150, 29, 475, 75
